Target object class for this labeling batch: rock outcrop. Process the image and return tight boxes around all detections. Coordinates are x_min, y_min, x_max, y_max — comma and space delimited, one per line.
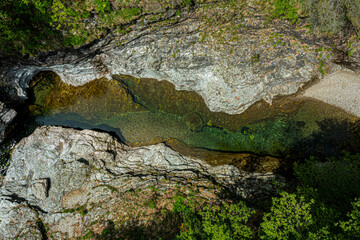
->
0, 126, 283, 239
1, 16, 351, 114
0, 101, 16, 143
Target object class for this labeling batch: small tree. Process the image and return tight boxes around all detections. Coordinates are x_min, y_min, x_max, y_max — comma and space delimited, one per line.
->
199, 202, 254, 240
174, 194, 254, 240
338, 198, 360, 238
260, 191, 314, 239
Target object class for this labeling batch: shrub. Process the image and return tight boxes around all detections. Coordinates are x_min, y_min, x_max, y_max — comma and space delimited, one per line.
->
272, 0, 299, 23
312, 0, 347, 34
94, 0, 111, 13
338, 198, 360, 238
344, 0, 360, 31
199, 202, 254, 239
0, 0, 58, 54
173, 194, 254, 240
294, 154, 360, 211
298, 0, 360, 34
259, 191, 314, 239
0, 0, 143, 54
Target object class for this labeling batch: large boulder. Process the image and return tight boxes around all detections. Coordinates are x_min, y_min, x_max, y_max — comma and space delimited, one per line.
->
0, 126, 283, 238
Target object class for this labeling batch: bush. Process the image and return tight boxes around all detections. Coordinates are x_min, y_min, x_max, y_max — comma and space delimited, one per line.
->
338, 198, 360, 238
312, 0, 346, 34
259, 191, 314, 239
344, 0, 360, 31
298, 0, 360, 34
199, 202, 254, 239
0, 0, 58, 54
294, 154, 360, 211
272, 0, 299, 23
173, 194, 254, 240
0, 0, 143, 54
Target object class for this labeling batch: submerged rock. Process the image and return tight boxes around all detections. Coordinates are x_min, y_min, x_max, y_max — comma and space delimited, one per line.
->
29, 72, 144, 120
0, 126, 283, 238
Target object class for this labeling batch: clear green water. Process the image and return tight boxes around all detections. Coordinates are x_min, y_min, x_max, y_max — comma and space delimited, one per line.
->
27, 72, 360, 162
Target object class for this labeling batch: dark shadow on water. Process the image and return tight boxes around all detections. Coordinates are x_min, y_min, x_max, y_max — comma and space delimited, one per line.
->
37, 113, 127, 144
93, 124, 127, 143
287, 119, 360, 162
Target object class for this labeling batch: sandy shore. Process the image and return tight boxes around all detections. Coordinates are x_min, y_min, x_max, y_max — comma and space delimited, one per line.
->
298, 71, 360, 118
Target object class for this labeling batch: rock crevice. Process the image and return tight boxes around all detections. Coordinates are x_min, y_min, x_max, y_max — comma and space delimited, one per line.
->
0, 101, 16, 143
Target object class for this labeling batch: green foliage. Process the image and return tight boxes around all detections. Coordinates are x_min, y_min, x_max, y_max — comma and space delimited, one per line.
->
94, 0, 111, 13
0, 0, 58, 54
181, 0, 194, 6
64, 35, 85, 47
173, 193, 254, 240
338, 198, 360, 238
294, 154, 360, 211
199, 202, 254, 239
272, 0, 299, 23
62, 205, 88, 216
250, 54, 260, 63
0, 0, 143, 54
292, 154, 360, 237
50, 1, 90, 32
173, 193, 203, 239
82, 230, 95, 239
310, 201, 341, 236
260, 191, 314, 239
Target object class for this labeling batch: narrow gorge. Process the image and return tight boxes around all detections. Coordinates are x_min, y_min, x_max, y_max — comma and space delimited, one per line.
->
1, 1, 360, 239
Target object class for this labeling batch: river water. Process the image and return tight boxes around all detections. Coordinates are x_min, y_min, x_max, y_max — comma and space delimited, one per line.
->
18, 71, 358, 166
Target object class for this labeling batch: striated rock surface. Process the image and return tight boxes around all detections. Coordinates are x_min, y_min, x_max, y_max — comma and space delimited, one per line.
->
0, 126, 283, 238
0, 17, 348, 114
0, 101, 16, 143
